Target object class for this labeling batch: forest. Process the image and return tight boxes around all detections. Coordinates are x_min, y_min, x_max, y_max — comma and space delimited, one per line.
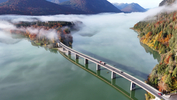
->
133, 10, 177, 99
10, 21, 74, 48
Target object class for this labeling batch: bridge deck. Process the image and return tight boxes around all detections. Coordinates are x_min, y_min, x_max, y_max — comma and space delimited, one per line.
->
58, 42, 167, 100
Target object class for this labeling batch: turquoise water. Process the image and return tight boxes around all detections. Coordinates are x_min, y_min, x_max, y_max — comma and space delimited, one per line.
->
0, 13, 160, 100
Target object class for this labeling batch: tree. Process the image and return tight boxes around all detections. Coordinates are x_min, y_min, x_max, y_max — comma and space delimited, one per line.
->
165, 74, 172, 86
172, 67, 177, 78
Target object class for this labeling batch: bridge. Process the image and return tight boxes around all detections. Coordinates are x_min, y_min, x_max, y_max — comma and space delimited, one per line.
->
57, 42, 168, 100
58, 49, 138, 100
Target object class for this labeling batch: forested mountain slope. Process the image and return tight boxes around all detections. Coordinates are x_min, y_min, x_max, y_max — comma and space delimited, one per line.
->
133, 0, 177, 98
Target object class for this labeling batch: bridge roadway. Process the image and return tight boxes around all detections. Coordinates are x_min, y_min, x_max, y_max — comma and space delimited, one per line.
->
58, 42, 167, 100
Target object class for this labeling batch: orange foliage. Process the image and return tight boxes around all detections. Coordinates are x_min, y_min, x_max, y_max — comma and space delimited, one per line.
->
155, 21, 163, 28
164, 55, 171, 64
173, 12, 177, 21
158, 80, 169, 92
158, 32, 172, 47
29, 34, 37, 40
174, 24, 177, 30
145, 32, 152, 38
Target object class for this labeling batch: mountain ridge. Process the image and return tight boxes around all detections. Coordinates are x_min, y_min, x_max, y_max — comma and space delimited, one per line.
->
0, 0, 121, 15
0, 0, 7, 3
0, 0, 86, 15
113, 3, 146, 13
60, 0, 121, 14
46, 0, 69, 4
159, 0, 176, 6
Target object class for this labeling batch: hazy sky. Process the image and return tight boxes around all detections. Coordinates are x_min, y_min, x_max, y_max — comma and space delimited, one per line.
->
108, 0, 163, 8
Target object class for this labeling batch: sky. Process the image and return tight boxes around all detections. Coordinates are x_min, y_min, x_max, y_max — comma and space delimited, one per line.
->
108, 0, 163, 8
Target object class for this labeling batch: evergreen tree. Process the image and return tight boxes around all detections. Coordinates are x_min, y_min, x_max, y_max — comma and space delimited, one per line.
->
172, 67, 177, 78
165, 74, 172, 86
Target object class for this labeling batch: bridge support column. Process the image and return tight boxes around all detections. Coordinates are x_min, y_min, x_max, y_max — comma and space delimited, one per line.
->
130, 82, 136, 91
84, 59, 88, 65
130, 91, 135, 98
111, 79, 116, 85
68, 51, 71, 55
96, 64, 101, 71
111, 72, 116, 79
97, 70, 100, 76
75, 54, 79, 59
85, 64, 88, 69
63, 48, 66, 51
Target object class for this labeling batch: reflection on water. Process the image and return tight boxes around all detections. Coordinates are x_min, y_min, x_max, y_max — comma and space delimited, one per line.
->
140, 43, 161, 62
59, 50, 140, 100
0, 31, 21, 44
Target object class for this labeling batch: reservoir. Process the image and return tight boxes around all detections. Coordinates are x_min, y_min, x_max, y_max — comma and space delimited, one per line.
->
0, 13, 160, 100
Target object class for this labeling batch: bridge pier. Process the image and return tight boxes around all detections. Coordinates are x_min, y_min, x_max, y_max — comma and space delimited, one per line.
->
63, 47, 66, 51
111, 79, 116, 85
75, 54, 79, 59
84, 59, 88, 65
111, 72, 116, 79
130, 82, 136, 91
97, 70, 100, 76
96, 64, 101, 71
85, 64, 88, 69
68, 51, 71, 55
130, 91, 135, 98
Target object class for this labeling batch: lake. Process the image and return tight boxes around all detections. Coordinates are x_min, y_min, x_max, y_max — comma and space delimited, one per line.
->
0, 13, 160, 100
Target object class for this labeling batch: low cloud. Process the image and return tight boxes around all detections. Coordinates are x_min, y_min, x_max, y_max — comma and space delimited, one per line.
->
0, 3, 176, 41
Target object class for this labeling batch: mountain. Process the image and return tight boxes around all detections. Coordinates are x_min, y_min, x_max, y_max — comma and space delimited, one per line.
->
121, 3, 146, 12
46, 0, 69, 4
159, 0, 176, 6
0, 0, 7, 3
113, 3, 146, 13
113, 3, 129, 9
0, 0, 86, 15
60, 0, 121, 14
133, 0, 177, 99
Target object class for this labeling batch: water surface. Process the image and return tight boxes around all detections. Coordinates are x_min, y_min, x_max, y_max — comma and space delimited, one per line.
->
0, 13, 160, 100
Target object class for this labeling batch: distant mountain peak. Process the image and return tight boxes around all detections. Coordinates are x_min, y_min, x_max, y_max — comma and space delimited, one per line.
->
60, 0, 121, 14
113, 2, 146, 13
46, 0, 69, 4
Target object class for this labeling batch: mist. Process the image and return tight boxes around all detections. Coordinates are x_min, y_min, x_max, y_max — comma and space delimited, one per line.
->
0, 3, 176, 44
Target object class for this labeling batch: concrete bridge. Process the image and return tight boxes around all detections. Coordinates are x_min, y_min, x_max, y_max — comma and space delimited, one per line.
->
58, 49, 138, 100
57, 42, 168, 100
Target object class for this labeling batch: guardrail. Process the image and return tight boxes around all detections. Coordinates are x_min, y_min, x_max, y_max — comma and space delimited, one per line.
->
58, 42, 166, 100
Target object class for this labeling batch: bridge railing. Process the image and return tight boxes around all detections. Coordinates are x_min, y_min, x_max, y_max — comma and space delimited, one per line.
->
58, 42, 164, 100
